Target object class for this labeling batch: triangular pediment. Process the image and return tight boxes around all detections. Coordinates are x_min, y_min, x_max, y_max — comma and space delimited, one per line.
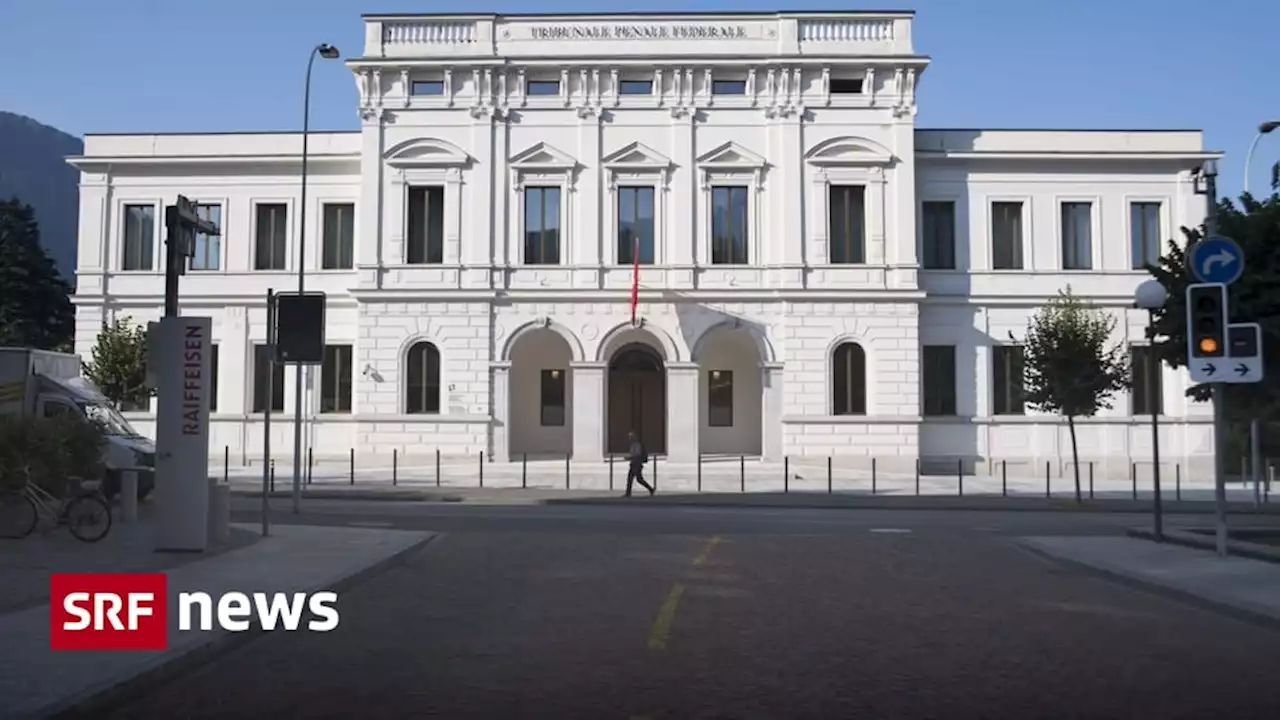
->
602, 141, 672, 169
696, 141, 766, 168
805, 136, 893, 166
509, 141, 577, 169
384, 138, 470, 167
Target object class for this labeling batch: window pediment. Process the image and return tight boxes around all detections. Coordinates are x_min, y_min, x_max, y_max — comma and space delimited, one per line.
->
509, 141, 579, 172
602, 141, 673, 171
696, 141, 766, 170
805, 136, 894, 166
384, 138, 470, 168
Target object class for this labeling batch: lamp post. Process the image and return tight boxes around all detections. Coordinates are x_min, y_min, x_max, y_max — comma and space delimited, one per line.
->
1134, 279, 1169, 541
1243, 120, 1279, 195
291, 42, 340, 515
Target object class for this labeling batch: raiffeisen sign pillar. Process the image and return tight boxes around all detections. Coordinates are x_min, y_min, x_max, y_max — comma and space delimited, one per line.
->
153, 317, 213, 552
152, 195, 219, 553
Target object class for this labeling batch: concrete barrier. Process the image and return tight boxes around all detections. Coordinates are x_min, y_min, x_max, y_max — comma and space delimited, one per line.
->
208, 479, 230, 544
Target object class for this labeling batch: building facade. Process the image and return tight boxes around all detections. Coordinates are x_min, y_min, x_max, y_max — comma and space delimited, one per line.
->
69, 11, 1220, 477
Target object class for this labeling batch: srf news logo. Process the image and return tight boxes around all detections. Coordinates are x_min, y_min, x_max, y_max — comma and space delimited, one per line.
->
49, 573, 340, 651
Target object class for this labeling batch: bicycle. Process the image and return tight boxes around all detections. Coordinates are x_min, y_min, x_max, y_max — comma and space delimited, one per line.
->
0, 466, 112, 542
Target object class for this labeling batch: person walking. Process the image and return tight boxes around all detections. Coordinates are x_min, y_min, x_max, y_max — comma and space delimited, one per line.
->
625, 430, 654, 497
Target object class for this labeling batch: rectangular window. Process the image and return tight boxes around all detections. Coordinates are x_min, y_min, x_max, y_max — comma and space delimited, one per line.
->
540, 369, 566, 426
922, 345, 957, 416
616, 186, 655, 265
121, 204, 155, 271
523, 186, 561, 265
921, 201, 956, 270
209, 344, 219, 412
618, 80, 653, 95
708, 370, 734, 427
991, 201, 1024, 270
1061, 201, 1093, 270
321, 203, 355, 270
406, 187, 444, 264
252, 344, 284, 413
1131, 202, 1162, 269
526, 80, 560, 96
254, 203, 288, 270
411, 80, 444, 95
320, 345, 352, 413
190, 204, 221, 271
830, 77, 864, 94
828, 185, 866, 264
711, 186, 749, 265
711, 80, 746, 95
1130, 345, 1164, 415
992, 345, 1026, 416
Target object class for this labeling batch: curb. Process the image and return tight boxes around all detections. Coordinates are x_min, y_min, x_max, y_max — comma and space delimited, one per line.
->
1124, 527, 1280, 564
43, 532, 442, 719
541, 495, 1280, 515
1015, 540, 1280, 632
228, 489, 463, 503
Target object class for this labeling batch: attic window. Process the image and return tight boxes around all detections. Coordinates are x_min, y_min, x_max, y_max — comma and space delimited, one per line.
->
411, 81, 444, 96
526, 80, 561, 96
830, 78, 864, 94
712, 80, 746, 95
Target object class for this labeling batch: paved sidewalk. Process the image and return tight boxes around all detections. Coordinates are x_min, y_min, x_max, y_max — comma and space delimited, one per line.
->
1018, 535, 1280, 628
0, 523, 436, 720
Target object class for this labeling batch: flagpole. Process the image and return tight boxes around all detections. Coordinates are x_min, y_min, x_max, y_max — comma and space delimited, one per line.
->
630, 233, 640, 325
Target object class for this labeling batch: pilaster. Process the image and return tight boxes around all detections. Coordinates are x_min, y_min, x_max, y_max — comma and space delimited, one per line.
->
576, 112, 603, 268
491, 362, 510, 461
666, 362, 700, 462
570, 362, 605, 461
669, 102, 697, 277
761, 361, 784, 460
356, 115, 385, 289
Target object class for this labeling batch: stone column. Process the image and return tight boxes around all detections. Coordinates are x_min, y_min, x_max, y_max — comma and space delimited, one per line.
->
761, 362, 785, 461
570, 362, 606, 461
490, 362, 511, 461
666, 362, 700, 462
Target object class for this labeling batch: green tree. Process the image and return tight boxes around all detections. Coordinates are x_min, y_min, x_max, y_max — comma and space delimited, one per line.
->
1145, 192, 1280, 461
82, 318, 152, 411
1017, 288, 1131, 502
0, 197, 74, 350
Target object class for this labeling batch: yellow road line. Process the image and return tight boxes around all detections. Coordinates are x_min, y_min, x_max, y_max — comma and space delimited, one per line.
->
647, 582, 685, 651
692, 535, 721, 566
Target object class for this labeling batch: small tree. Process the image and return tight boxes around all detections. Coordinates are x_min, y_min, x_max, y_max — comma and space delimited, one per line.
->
83, 317, 152, 411
1018, 288, 1131, 502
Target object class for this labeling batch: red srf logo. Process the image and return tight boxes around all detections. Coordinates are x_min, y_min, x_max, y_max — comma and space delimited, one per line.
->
49, 573, 168, 650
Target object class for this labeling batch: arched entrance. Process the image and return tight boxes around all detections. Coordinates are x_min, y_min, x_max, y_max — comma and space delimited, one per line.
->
607, 343, 666, 455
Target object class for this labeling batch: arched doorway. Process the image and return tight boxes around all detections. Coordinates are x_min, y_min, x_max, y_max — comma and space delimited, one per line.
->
607, 343, 666, 455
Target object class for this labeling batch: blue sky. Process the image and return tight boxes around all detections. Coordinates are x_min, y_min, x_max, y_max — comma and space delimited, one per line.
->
2, 0, 1276, 198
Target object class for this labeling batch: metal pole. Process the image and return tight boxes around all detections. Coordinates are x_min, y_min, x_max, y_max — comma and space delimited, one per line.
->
871, 457, 877, 495
163, 209, 181, 318
261, 289, 275, 537
1205, 168, 1229, 557
1149, 316, 1163, 541
1251, 419, 1262, 506
291, 48, 321, 517
1243, 131, 1266, 195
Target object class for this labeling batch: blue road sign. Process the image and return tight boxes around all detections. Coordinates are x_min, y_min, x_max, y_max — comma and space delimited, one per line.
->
1189, 235, 1244, 285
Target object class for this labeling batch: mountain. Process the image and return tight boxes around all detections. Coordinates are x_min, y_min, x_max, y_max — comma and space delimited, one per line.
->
0, 111, 82, 284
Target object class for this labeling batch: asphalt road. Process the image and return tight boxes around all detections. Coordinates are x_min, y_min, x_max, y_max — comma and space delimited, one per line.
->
107, 501, 1280, 719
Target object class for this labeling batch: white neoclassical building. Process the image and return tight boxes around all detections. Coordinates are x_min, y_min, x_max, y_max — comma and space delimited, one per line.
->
69, 11, 1220, 478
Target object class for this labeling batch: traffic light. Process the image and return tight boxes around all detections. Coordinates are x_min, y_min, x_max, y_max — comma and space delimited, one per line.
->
1185, 283, 1227, 359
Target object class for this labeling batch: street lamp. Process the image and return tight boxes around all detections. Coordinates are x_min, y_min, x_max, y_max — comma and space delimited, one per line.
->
1134, 279, 1169, 541
1243, 120, 1280, 195
291, 42, 340, 515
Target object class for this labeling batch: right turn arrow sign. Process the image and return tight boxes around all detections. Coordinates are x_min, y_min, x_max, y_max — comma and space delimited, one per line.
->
1202, 363, 1217, 377
1236, 364, 1250, 377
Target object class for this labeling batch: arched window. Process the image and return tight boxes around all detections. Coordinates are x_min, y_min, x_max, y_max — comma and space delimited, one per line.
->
405, 342, 441, 414
832, 342, 867, 415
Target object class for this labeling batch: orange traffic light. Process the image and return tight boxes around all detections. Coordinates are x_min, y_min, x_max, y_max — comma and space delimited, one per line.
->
1198, 337, 1219, 354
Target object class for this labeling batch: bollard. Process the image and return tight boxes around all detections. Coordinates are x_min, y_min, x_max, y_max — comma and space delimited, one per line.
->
1001, 460, 1007, 498
1131, 462, 1137, 501
784, 456, 789, 493
565, 452, 570, 490
522, 453, 528, 489
120, 471, 139, 523
223, 446, 229, 484
479, 451, 484, 488
609, 453, 614, 491
1088, 461, 1094, 500
270, 459, 276, 493
435, 449, 441, 488
740, 455, 745, 493
827, 456, 832, 494
1267, 463, 1274, 503
653, 454, 659, 491
307, 447, 314, 486
697, 454, 702, 492
1175, 463, 1181, 502
872, 458, 878, 495
349, 448, 355, 486
957, 458, 963, 497
1045, 461, 1050, 499
392, 449, 398, 486
208, 477, 230, 544
914, 458, 920, 496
